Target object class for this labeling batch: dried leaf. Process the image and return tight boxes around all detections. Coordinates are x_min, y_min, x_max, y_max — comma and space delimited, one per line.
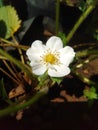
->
9, 84, 25, 99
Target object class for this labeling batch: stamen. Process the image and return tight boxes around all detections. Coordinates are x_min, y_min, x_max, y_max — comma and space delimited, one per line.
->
40, 50, 60, 65
44, 53, 57, 64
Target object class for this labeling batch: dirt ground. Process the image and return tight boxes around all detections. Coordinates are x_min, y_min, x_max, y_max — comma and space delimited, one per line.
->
0, 102, 98, 130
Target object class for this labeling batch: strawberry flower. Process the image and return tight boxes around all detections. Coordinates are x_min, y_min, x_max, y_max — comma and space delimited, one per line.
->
26, 36, 75, 77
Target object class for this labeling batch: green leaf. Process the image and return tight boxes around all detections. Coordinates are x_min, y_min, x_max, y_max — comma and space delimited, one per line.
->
51, 77, 62, 84
0, 5, 21, 39
58, 32, 67, 46
83, 87, 97, 100
0, 78, 8, 100
78, 0, 87, 12
78, 0, 98, 12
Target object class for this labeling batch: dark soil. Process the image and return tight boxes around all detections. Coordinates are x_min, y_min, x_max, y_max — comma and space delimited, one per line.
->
0, 102, 98, 130
0, 58, 98, 130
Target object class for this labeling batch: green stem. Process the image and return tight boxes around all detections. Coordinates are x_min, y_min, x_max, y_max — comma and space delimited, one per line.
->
0, 91, 46, 118
55, 0, 60, 35
66, 5, 95, 43
76, 49, 98, 58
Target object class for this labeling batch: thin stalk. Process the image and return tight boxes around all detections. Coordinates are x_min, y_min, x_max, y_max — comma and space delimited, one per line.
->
73, 43, 96, 49
76, 49, 98, 58
0, 38, 17, 44
12, 36, 25, 64
0, 48, 36, 82
0, 91, 46, 118
0, 68, 19, 84
55, 0, 60, 35
0, 43, 28, 51
0, 38, 28, 51
10, 62, 20, 75
66, 5, 95, 43
0, 56, 7, 60
3, 60, 20, 81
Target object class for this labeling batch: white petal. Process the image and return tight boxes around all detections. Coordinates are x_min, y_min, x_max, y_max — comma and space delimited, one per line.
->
46, 36, 63, 51
31, 40, 46, 51
26, 40, 46, 61
31, 64, 47, 75
26, 48, 40, 61
59, 46, 75, 66
48, 65, 70, 77
30, 61, 41, 68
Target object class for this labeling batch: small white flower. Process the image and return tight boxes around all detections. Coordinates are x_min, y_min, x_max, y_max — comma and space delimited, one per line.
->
26, 36, 75, 77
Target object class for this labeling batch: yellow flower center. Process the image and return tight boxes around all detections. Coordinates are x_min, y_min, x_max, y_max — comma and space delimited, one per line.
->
41, 50, 60, 65
44, 53, 57, 64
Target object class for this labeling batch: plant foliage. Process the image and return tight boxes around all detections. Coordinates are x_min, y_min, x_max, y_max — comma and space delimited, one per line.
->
0, 5, 21, 39
0, 79, 8, 100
